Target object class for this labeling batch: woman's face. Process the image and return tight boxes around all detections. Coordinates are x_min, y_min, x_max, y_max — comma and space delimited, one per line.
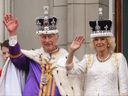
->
93, 37, 109, 53
1, 46, 10, 62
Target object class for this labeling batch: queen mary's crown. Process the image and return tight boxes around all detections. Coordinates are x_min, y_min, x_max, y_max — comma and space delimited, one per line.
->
89, 8, 113, 38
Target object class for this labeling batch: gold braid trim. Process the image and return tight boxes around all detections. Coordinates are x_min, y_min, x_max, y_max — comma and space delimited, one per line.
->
85, 54, 93, 72
38, 59, 57, 96
10, 52, 22, 58
111, 53, 119, 70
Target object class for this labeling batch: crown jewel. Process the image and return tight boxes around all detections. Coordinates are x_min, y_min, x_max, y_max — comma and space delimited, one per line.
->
89, 8, 113, 38
35, 6, 58, 35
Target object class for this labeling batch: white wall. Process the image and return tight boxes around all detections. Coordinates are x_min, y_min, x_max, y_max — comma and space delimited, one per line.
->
14, 0, 47, 49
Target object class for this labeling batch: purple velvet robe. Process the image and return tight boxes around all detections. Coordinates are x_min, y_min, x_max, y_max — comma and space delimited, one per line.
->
9, 43, 61, 96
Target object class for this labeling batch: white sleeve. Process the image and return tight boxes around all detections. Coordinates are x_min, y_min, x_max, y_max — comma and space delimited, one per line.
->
9, 35, 18, 46
118, 53, 128, 94
69, 56, 87, 75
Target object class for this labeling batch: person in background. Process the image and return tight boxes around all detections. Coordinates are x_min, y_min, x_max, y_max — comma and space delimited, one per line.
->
0, 40, 10, 76
66, 19, 128, 95
1, 40, 10, 62
0, 39, 26, 96
3, 6, 82, 96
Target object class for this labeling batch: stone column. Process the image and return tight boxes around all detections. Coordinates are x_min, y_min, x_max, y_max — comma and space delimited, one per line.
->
0, 0, 4, 68
0, 0, 4, 43
53, 0, 68, 49
0, 0, 4, 66
67, 0, 86, 59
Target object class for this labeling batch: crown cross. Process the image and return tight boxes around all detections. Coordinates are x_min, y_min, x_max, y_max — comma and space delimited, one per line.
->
36, 20, 41, 25
51, 18, 56, 29
95, 21, 100, 32
104, 25, 108, 31
36, 20, 43, 30
51, 19, 55, 26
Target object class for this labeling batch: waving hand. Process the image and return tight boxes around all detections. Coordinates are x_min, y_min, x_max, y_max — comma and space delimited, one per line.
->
70, 36, 85, 52
3, 14, 18, 36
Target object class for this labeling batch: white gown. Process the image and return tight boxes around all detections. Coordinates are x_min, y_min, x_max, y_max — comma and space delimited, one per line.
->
0, 58, 26, 96
71, 53, 128, 96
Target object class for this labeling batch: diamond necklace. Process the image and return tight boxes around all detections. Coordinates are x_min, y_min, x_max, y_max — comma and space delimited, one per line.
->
97, 53, 111, 62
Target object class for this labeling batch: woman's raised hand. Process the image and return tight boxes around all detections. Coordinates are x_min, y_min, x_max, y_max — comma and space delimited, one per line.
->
70, 36, 85, 52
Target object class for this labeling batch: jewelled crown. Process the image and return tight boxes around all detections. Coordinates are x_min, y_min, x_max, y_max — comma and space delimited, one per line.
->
35, 6, 58, 35
89, 8, 113, 38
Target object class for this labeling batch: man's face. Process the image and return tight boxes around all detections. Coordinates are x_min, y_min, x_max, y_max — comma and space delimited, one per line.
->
1, 46, 10, 62
39, 34, 58, 53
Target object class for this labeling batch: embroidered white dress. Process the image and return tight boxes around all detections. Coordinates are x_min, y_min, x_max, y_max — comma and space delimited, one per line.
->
71, 53, 128, 96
